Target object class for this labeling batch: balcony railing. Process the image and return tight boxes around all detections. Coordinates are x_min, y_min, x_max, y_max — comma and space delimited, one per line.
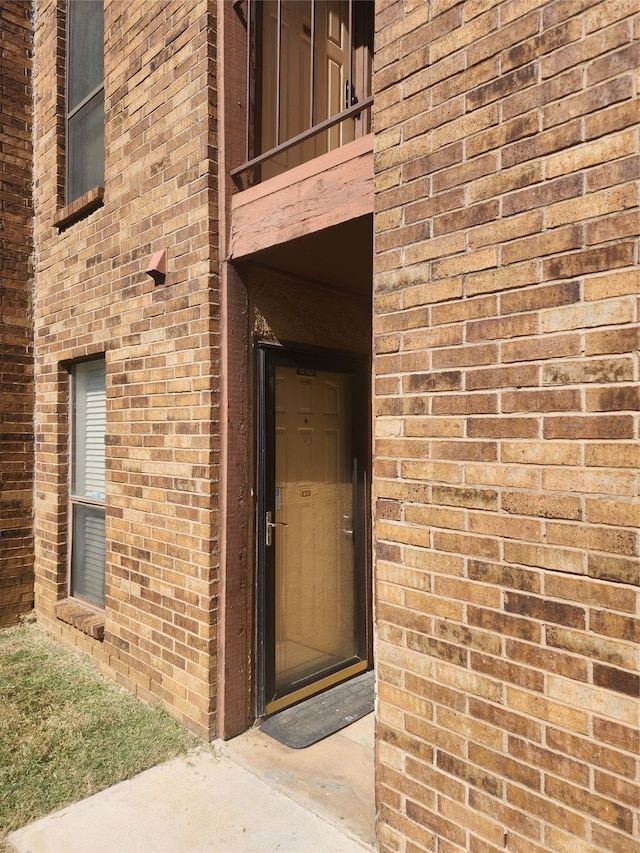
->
232, 0, 373, 186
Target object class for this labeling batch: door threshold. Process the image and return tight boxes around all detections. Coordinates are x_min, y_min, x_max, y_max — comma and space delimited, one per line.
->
266, 659, 367, 716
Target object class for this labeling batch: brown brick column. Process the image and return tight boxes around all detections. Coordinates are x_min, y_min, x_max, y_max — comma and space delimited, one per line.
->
0, 1, 35, 627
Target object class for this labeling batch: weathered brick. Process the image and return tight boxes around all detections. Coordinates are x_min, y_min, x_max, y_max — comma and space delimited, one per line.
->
586, 209, 639, 246
586, 385, 639, 412
469, 605, 541, 642
587, 153, 639, 192
466, 260, 539, 297
587, 553, 639, 586
501, 332, 581, 362
0, 1, 34, 628
546, 520, 638, 556
468, 160, 541, 204
466, 364, 539, 390
502, 389, 581, 413
587, 40, 639, 87
585, 498, 639, 529
546, 625, 637, 672
543, 356, 634, 385
501, 225, 582, 265
432, 393, 497, 415
542, 467, 635, 497
546, 775, 634, 832
502, 492, 582, 522
547, 184, 637, 230
373, 2, 639, 850
592, 717, 639, 758
591, 825, 640, 853
432, 342, 498, 368
543, 243, 635, 282
584, 329, 639, 360
548, 674, 638, 726
467, 417, 538, 439
508, 686, 589, 735
593, 663, 639, 698
505, 541, 585, 575
467, 110, 539, 159
543, 415, 634, 440
468, 789, 542, 845
506, 638, 589, 682
505, 592, 585, 628
468, 560, 541, 593
437, 750, 502, 797
469, 697, 541, 743
590, 610, 639, 642
506, 783, 586, 838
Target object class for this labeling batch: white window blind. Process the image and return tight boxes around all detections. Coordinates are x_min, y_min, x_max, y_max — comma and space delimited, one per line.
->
72, 359, 106, 500
71, 359, 106, 607
71, 505, 105, 606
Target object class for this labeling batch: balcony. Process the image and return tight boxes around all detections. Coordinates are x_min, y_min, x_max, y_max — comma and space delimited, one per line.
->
232, 0, 374, 187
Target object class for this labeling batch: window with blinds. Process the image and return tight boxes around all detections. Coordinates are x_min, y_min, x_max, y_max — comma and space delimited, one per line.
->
70, 359, 106, 607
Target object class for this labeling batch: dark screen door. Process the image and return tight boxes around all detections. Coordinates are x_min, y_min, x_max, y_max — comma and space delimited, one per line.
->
257, 346, 369, 715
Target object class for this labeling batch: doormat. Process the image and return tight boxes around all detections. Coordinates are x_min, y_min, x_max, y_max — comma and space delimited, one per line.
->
259, 671, 374, 749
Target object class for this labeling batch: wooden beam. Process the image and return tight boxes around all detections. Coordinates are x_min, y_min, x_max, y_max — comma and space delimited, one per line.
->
230, 134, 374, 260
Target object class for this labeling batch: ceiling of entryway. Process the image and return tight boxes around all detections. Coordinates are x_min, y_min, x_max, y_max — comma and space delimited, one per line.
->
248, 214, 373, 296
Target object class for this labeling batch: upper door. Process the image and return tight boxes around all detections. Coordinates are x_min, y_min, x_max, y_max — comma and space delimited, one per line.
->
252, 0, 374, 182
257, 346, 370, 716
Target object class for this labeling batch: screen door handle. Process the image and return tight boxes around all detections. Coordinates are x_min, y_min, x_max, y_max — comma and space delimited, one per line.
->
266, 511, 288, 546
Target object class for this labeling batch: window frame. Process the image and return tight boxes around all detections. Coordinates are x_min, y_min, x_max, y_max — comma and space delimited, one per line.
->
63, 0, 105, 208
68, 358, 106, 610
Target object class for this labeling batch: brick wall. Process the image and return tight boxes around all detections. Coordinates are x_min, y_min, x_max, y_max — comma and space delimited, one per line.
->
0, 1, 34, 627
373, 2, 638, 851
32, 0, 219, 738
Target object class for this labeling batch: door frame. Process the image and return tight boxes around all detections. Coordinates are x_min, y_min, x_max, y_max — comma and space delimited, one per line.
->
255, 341, 371, 717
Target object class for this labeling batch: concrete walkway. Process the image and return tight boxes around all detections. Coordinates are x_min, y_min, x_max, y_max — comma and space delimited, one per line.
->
9, 715, 375, 853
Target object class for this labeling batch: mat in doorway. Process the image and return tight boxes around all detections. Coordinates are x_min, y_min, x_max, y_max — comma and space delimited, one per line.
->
259, 671, 374, 749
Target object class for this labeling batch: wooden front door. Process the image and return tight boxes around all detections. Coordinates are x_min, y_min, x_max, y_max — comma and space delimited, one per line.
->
257, 346, 370, 715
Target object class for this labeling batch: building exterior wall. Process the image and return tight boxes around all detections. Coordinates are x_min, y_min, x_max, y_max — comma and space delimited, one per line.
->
372, 2, 639, 852
0, 1, 35, 628
21, 0, 640, 847
32, 0, 220, 739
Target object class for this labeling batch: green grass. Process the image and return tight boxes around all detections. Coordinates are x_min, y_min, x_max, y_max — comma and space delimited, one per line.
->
0, 623, 199, 840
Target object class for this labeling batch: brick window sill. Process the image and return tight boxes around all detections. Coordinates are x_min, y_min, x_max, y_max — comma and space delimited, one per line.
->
53, 186, 104, 231
55, 599, 105, 641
